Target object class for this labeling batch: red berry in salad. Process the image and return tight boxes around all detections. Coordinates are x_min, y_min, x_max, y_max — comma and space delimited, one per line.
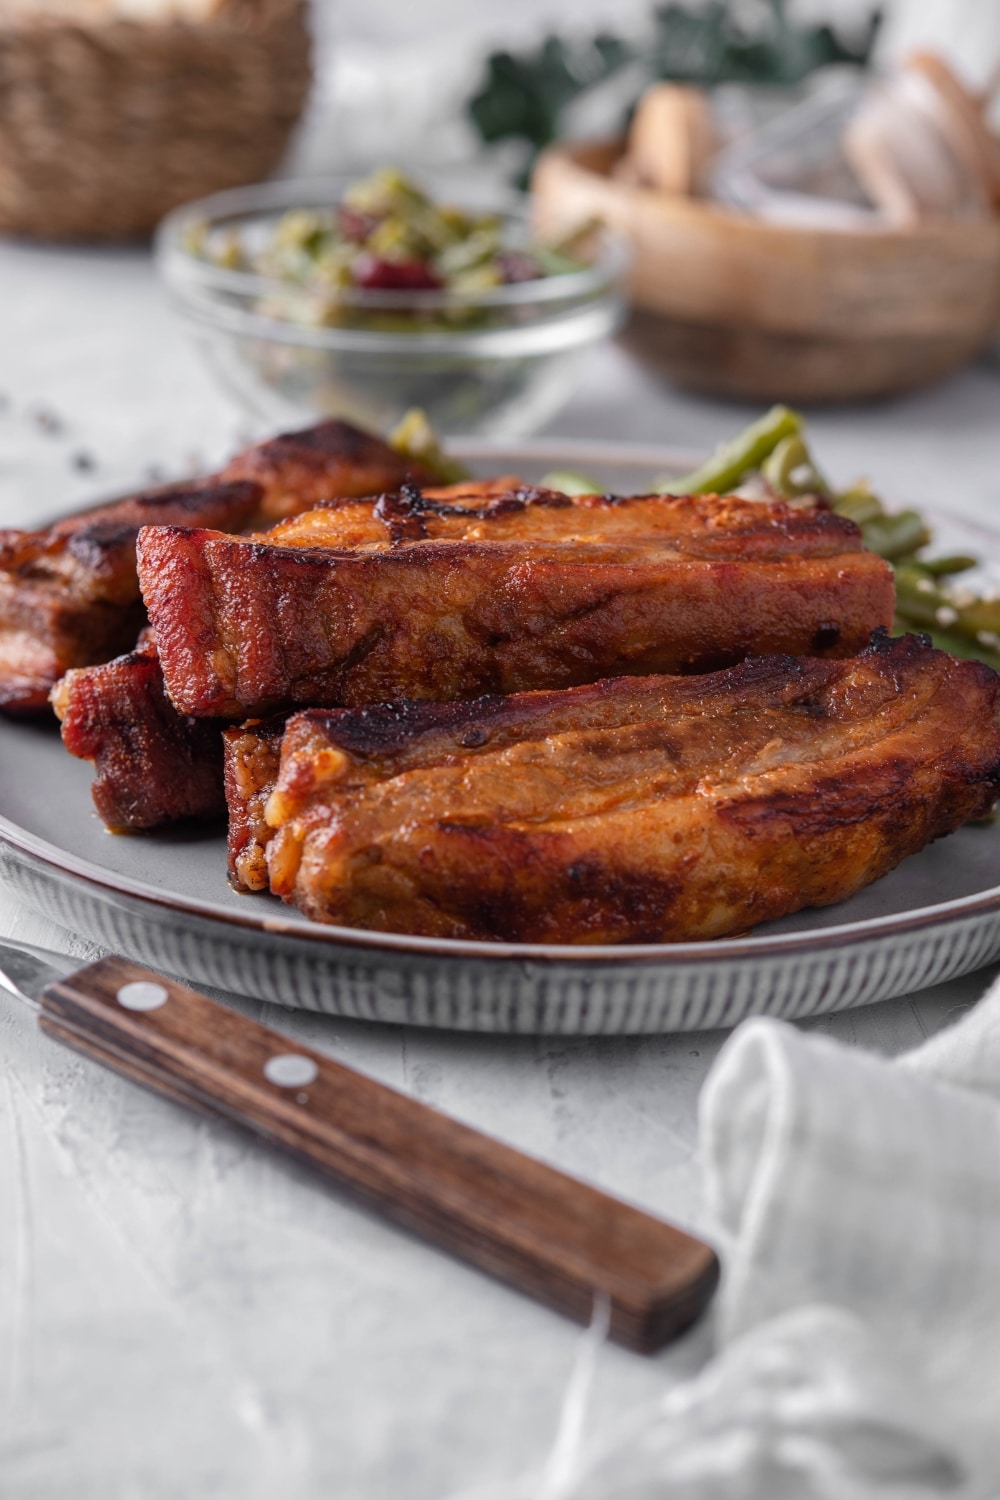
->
353, 255, 444, 291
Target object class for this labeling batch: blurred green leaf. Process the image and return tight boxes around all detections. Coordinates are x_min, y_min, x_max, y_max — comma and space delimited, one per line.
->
467, 0, 881, 180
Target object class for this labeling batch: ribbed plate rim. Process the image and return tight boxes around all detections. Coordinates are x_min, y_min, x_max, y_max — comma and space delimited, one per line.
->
2, 806, 1000, 968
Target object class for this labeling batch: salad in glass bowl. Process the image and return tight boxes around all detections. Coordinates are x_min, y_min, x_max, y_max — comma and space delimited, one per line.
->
157, 168, 628, 437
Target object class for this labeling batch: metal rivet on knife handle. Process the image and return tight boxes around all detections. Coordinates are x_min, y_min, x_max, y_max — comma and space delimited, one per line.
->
264, 1053, 318, 1088
116, 980, 169, 1011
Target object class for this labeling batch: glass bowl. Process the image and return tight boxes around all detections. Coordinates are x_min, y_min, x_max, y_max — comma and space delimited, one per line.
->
155, 177, 629, 437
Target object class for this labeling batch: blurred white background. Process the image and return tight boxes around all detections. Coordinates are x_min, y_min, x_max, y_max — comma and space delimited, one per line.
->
295, 0, 1000, 176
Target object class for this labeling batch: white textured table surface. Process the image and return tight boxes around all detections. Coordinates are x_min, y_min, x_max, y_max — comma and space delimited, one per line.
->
2, 236, 1000, 1500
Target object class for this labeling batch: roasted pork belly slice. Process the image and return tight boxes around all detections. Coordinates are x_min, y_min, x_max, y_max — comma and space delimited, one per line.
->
247, 482, 869, 551
258, 634, 1000, 943
139, 491, 894, 719
0, 580, 144, 718
0, 418, 430, 716
1, 480, 262, 715
219, 417, 432, 521
53, 634, 226, 832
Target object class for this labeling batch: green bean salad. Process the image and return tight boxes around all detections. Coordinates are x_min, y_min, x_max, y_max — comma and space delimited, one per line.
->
185, 167, 590, 333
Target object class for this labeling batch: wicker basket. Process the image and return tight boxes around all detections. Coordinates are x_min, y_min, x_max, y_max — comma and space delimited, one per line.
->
534, 139, 1000, 403
0, 0, 312, 240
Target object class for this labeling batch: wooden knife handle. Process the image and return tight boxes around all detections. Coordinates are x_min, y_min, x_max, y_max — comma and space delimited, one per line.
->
39, 956, 718, 1353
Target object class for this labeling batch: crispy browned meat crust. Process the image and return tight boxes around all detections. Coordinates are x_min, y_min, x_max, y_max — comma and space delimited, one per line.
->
140, 488, 894, 718
44, 483, 517, 834
246, 481, 872, 550
223, 716, 287, 891
219, 419, 432, 522
53, 633, 227, 832
1, 480, 262, 715
0, 420, 428, 716
258, 634, 1000, 943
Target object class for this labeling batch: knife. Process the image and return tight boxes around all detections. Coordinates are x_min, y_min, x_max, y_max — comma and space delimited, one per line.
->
0, 938, 719, 1353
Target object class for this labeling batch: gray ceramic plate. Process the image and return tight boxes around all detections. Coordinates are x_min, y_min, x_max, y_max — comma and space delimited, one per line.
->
2, 439, 999, 1034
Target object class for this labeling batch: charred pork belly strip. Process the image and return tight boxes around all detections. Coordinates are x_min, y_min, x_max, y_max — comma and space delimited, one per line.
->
51, 633, 227, 834
44, 489, 534, 834
139, 490, 894, 718
218, 418, 433, 521
218, 655, 653, 893
259, 635, 1000, 944
0, 419, 428, 716
50, 488, 532, 836
0, 480, 263, 715
52, 634, 227, 832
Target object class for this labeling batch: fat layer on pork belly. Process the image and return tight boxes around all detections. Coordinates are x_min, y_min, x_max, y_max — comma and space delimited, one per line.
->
1, 419, 430, 715
240, 634, 1000, 944
140, 486, 895, 719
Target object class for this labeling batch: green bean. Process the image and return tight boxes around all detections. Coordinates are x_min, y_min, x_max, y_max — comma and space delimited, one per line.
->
860, 511, 931, 562
832, 483, 885, 526
943, 595, 1000, 640
762, 434, 830, 499
660, 407, 999, 674
920, 554, 978, 577
892, 555, 934, 577
539, 470, 601, 496
659, 405, 802, 495
898, 617, 1000, 675
894, 565, 948, 629
895, 565, 1000, 648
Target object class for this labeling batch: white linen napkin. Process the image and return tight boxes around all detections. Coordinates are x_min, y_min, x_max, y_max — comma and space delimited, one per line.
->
552, 972, 1000, 1500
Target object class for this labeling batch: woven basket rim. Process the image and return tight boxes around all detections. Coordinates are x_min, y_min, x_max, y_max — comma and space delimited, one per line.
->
0, 0, 304, 37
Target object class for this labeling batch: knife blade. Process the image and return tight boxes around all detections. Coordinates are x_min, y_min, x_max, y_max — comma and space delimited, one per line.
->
0, 936, 76, 1009
0, 936, 719, 1353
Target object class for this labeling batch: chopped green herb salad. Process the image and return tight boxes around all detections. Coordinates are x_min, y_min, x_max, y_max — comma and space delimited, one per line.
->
185, 167, 591, 333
